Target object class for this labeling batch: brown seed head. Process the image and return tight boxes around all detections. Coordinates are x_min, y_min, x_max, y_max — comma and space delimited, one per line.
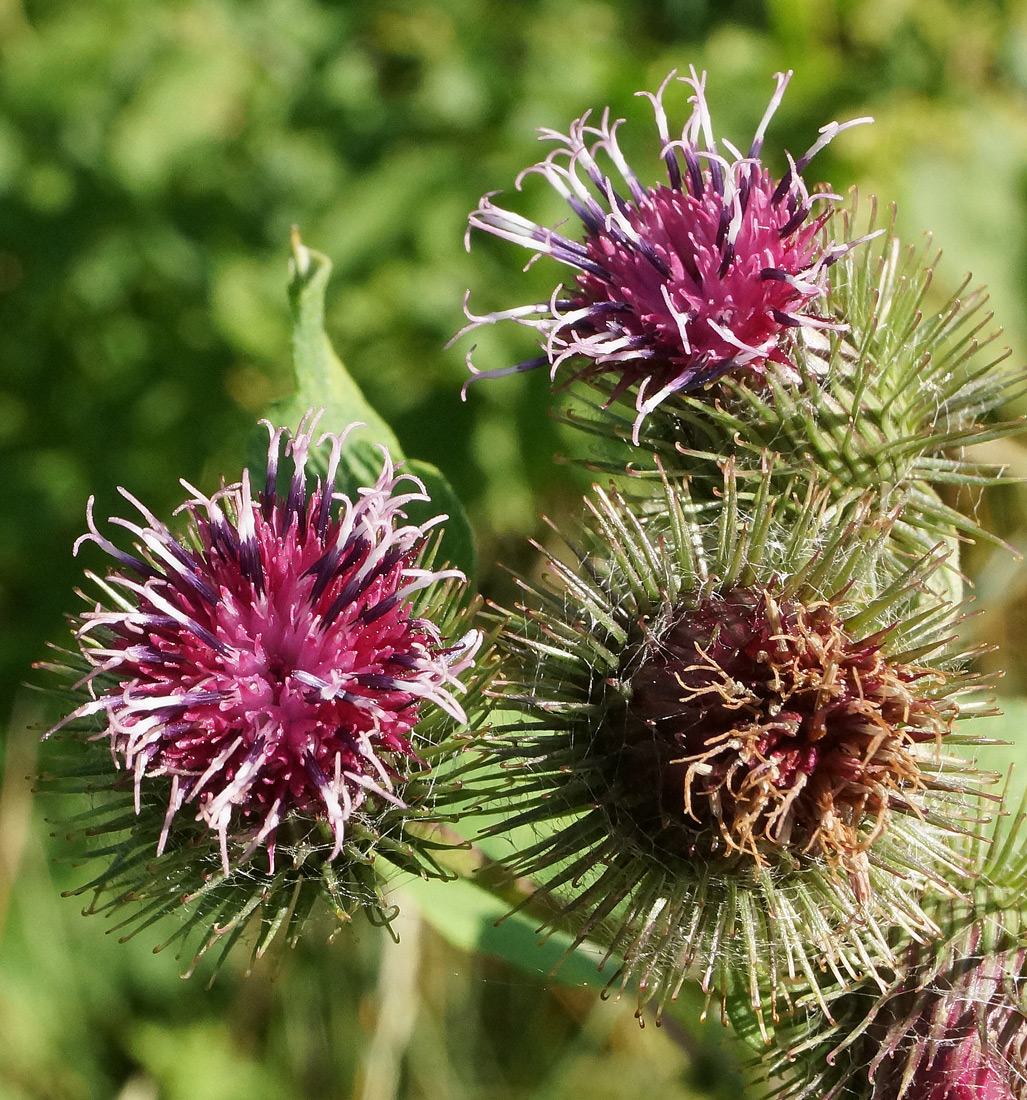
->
607, 587, 951, 894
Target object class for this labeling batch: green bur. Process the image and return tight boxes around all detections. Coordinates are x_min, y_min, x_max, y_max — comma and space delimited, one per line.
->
453, 461, 999, 1032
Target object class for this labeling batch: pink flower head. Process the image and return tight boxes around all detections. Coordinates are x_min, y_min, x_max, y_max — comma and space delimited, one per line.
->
868, 941, 1023, 1100
928, 1050, 1013, 1100
54, 412, 480, 875
458, 68, 875, 442
808, 923, 1027, 1100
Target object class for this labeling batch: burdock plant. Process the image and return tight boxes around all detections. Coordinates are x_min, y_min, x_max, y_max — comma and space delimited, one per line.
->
449, 63, 1027, 1096
468, 465, 995, 1028
39, 410, 485, 969
456, 70, 1026, 576
29, 62, 1027, 1100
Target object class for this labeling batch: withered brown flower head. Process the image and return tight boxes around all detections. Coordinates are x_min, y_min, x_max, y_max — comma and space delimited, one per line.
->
613, 587, 950, 900
474, 470, 994, 1024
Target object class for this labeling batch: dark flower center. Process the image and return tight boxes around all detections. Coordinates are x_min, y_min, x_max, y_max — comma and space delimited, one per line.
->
603, 588, 945, 883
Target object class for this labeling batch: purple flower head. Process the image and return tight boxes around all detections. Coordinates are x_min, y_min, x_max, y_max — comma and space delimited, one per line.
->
53, 412, 480, 876
868, 936, 1024, 1100
765, 905, 1027, 1100
920, 1049, 1013, 1100
458, 68, 874, 442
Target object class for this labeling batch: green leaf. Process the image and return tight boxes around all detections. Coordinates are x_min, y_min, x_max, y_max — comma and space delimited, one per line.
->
252, 229, 476, 578
963, 699, 1027, 778
264, 227, 400, 491
398, 873, 606, 990
964, 700, 1027, 803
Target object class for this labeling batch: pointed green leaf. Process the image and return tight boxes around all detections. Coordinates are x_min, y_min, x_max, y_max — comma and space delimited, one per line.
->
262, 227, 401, 494
251, 230, 475, 577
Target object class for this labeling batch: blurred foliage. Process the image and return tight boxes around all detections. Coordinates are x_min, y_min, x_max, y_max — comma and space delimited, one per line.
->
4, 0, 1027, 1097
8, 0, 1027, 710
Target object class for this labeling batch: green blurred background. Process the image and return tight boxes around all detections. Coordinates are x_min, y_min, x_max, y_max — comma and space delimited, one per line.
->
3, 0, 1027, 1096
